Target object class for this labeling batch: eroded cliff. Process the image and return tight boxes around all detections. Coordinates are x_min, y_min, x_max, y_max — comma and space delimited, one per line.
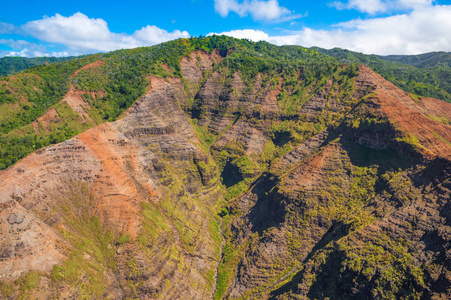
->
0, 39, 450, 300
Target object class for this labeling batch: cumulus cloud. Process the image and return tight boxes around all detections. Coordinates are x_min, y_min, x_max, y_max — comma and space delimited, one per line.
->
133, 25, 190, 45
209, 5, 451, 55
208, 29, 270, 42
0, 39, 56, 57
330, 0, 433, 14
19, 12, 189, 55
395, 0, 434, 10
214, 0, 301, 22
0, 48, 69, 58
1, 39, 32, 49
330, 0, 387, 14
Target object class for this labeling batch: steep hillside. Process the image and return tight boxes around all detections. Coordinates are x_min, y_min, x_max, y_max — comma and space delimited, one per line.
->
313, 47, 451, 103
0, 55, 101, 170
216, 66, 451, 299
0, 51, 225, 299
380, 51, 451, 68
0, 56, 81, 76
0, 39, 219, 170
0, 37, 450, 299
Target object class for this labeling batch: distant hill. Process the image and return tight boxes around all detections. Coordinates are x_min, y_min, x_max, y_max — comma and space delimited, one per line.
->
312, 47, 451, 102
379, 51, 451, 68
0, 56, 82, 76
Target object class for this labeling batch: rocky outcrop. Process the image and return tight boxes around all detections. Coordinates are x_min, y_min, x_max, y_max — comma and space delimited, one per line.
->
0, 64, 222, 298
355, 66, 451, 159
181, 49, 224, 98
216, 66, 451, 299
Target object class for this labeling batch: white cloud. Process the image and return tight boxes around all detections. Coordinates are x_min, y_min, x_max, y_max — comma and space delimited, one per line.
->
396, 0, 433, 10
330, 0, 387, 14
0, 39, 60, 57
214, 0, 301, 22
0, 49, 30, 57
133, 25, 190, 45
208, 29, 270, 42
20, 12, 189, 54
0, 39, 46, 51
330, 0, 434, 14
0, 48, 52, 58
0, 22, 16, 34
208, 5, 451, 55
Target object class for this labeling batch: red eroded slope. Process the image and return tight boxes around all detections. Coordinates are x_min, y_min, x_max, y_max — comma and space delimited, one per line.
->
357, 65, 451, 159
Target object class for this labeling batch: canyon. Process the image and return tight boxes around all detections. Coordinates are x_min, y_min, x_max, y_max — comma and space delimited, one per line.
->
0, 38, 450, 299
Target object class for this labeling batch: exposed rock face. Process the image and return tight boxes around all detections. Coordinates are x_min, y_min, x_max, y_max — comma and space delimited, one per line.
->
0, 52, 223, 299
0, 52, 450, 300
216, 66, 451, 299
355, 66, 451, 159
30, 62, 106, 135
0, 203, 67, 281
32, 107, 62, 132
181, 49, 224, 98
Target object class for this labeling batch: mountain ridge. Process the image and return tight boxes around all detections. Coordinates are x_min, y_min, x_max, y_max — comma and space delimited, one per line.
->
312, 46, 451, 103
0, 56, 84, 76
379, 51, 451, 68
0, 37, 450, 299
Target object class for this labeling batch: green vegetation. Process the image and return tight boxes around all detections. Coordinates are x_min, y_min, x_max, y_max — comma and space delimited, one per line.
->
0, 55, 98, 169
380, 51, 451, 68
0, 36, 449, 299
117, 234, 131, 244
313, 47, 451, 102
0, 271, 43, 300
1, 38, 448, 172
0, 56, 81, 76
49, 182, 117, 299
0, 36, 340, 171
0, 180, 119, 299
2, 35, 440, 172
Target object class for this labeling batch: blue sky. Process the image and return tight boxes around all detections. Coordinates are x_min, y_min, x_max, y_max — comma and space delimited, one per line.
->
1, 0, 451, 57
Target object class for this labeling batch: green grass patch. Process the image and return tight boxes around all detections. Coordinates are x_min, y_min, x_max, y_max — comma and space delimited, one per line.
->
431, 130, 451, 146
